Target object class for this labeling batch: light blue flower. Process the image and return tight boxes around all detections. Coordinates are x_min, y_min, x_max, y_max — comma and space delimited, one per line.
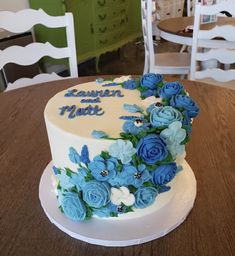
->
70, 168, 87, 191
150, 106, 182, 128
68, 147, 81, 164
88, 156, 117, 182
134, 187, 158, 208
92, 202, 129, 217
119, 164, 151, 188
123, 104, 144, 113
55, 169, 74, 190
91, 130, 108, 138
160, 121, 186, 158
122, 118, 149, 135
109, 140, 136, 164
82, 180, 110, 208
60, 192, 86, 221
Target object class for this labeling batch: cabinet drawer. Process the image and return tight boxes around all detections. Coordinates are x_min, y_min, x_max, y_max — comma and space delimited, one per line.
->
94, 29, 125, 49
93, 5, 126, 23
93, 16, 127, 35
94, 0, 128, 9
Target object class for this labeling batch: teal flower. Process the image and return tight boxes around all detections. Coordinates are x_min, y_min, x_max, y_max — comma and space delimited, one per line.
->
160, 121, 186, 158
109, 140, 136, 164
60, 192, 86, 221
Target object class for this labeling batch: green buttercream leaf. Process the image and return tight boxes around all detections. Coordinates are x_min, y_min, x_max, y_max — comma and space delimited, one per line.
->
121, 203, 134, 213
117, 163, 123, 172
157, 153, 174, 165
181, 134, 190, 145
57, 182, 62, 190
146, 164, 157, 171
128, 185, 137, 194
100, 151, 111, 159
143, 181, 155, 187
85, 171, 93, 182
65, 168, 73, 177
110, 212, 118, 217
59, 205, 64, 213
85, 205, 93, 220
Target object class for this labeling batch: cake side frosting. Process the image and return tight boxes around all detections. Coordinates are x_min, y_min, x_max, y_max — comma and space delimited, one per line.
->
44, 73, 199, 221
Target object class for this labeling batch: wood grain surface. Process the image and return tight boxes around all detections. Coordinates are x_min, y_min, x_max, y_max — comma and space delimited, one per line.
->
158, 16, 235, 37
0, 77, 235, 256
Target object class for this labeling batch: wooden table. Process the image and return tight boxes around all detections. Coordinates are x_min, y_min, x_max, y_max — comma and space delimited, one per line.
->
0, 77, 235, 256
158, 16, 235, 48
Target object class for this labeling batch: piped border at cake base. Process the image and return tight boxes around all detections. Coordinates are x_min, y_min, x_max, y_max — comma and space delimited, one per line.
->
39, 160, 196, 247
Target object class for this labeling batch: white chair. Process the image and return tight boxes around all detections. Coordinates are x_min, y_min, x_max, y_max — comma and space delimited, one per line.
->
0, 9, 78, 92
141, 0, 191, 75
190, 0, 235, 89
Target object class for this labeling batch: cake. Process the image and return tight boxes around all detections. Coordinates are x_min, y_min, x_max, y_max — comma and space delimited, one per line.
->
44, 73, 199, 221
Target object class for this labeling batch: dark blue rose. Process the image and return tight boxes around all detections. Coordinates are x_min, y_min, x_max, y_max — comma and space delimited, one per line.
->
134, 187, 158, 208
82, 180, 110, 208
140, 73, 163, 89
152, 162, 177, 185
60, 192, 86, 221
159, 81, 183, 98
170, 95, 199, 118
150, 106, 182, 127
123, 79, 137, 90
136, 134, 168, 164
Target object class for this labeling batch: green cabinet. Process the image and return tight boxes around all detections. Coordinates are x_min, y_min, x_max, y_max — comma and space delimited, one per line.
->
29, 0, 142, 70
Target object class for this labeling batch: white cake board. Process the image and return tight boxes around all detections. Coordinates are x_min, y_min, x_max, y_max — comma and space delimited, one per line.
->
39, 160, 196, 247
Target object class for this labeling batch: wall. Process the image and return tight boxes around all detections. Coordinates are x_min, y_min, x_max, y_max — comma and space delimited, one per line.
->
0, 0, 29, 11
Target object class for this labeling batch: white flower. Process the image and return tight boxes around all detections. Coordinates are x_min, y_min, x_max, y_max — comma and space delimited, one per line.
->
113, 76, 132, 83
141, 96, 162, 108
110, 186, 135, 206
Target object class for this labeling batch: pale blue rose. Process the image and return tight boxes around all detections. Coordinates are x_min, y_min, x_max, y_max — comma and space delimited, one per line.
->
109, 140, 136, 164
159, 81, 183, 98
170, 95, 199, 118
152, 163, 177, 185
88, 156, 117, 182
119, 164, 151, 188
160, 121, 186, 158
134, 187, 158, 208
140, 73, 163, 89
150, 106, 182, 128
60, 192, 86, 221
136, 134, 168, 164
82, 180, 110, 208
123, 79, 137, 90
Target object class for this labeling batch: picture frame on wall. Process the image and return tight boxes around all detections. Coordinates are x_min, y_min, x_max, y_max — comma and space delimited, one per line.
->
201, 0, 217, 24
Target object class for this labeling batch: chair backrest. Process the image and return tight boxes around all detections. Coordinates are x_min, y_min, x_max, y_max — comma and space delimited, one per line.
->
141, 0, 154, 74
190, 0, 235, 82
187, 0, 196, 17
0, 9, 78, 91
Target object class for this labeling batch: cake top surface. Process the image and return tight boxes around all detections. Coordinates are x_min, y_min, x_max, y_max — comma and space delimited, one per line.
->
44, 76, 142, 138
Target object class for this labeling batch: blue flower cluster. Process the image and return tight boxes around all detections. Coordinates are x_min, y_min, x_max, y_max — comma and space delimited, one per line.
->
53, 73, 199, 222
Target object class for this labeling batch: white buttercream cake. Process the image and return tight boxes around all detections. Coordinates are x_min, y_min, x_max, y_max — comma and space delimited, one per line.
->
44, 73, 199, 221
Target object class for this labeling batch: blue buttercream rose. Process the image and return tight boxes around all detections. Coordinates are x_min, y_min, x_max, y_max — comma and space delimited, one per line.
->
140, 73, 163, 89
170, 95, 199, 118
159, 81, 183, 98
88, 156, 117, 182
152, 162, 177, 185
60, 192, 86, 221
82, 180, 110, 208
136, 134, 168, 164
150, 106, 183, 128
134, 187, 158, 208
123, 79, 137, 90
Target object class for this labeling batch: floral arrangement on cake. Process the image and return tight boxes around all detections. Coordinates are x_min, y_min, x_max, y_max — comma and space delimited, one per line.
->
53, 73, 199, 221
